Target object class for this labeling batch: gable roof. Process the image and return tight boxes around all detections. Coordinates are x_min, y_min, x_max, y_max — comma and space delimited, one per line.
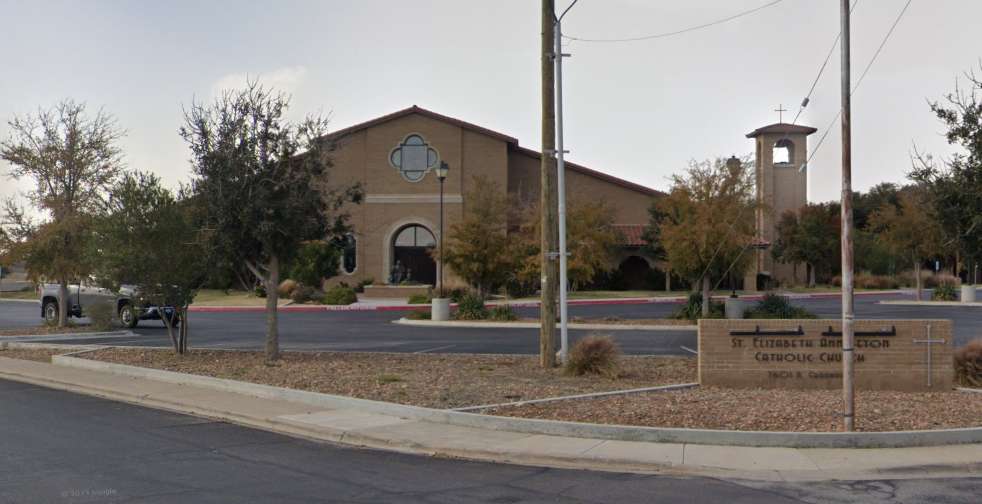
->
327, 105, 518, 145
326, 105, 663, 198
746, 123, 818, 138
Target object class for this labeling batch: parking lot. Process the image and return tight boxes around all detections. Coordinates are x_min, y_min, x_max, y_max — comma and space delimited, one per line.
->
1, 291, 979, 354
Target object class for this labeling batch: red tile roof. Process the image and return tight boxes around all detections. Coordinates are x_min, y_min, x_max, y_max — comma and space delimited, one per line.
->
613, 224, 647, 247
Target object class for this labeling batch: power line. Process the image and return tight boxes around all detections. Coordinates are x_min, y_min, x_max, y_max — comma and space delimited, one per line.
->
563, 0, 785, 43
805, 0, 913, 167
788, 0, 860, 127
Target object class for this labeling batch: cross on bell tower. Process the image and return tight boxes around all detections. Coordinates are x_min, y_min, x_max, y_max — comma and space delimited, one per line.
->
774, 104, 788, 123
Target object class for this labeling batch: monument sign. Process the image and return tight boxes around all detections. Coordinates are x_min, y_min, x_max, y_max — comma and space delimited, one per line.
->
699, 319, 953, 392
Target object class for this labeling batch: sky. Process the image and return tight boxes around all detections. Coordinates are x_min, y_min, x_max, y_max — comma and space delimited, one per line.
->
1, 0, 979, 205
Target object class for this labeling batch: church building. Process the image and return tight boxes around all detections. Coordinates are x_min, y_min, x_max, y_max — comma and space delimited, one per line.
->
322, 106, 663, 296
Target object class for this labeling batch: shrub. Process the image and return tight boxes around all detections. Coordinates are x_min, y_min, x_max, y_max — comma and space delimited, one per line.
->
354, 278, 374, 294
744, 293, 817, 319
448, 288, 471, 303
406, 309, 431, 320
323, 285, 357, 305
454, 292, 488, 320
278, 279, 299, 297
933, 282, 958, 301
488, 304, 518, 321
854, 273, 900, 290
926, 273, 960, 289
954, 339, 982, 387
254, 283, 267, 298
564, 335, 620, 378
85, 302, 115, 331
290, 285, 320, 304
289, 241, 340, 288
672, 292, 724, 320
407, 293, 432, 305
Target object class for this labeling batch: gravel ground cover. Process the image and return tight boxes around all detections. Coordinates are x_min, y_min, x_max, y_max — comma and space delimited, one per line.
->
81, 348, 696, 409
489, 386, 982, 432
0, 347, 65, 362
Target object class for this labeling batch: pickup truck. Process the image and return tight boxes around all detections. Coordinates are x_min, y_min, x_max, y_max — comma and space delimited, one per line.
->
39, 281, 177, 329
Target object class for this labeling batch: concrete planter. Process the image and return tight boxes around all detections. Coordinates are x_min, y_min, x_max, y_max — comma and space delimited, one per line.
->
724, 297, 745, 319
431, 298, 451, 321
961, 285, 976, 303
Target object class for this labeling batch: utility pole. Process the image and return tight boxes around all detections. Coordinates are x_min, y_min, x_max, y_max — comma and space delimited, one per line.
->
839, 0, 856, 432
554, 1, 576, 364
539, 0, 558, 368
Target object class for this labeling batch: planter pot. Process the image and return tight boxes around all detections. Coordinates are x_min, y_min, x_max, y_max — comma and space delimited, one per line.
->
724, 297, 745, 319
431, 298, 451, 321
961, 285, 976, 303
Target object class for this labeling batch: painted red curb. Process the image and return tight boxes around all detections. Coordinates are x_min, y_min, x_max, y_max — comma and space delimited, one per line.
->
186, 290, 907, 313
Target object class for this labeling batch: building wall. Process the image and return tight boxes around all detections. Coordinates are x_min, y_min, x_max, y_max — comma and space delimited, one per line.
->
324, 110, 658, 290
506, 149, 654, 224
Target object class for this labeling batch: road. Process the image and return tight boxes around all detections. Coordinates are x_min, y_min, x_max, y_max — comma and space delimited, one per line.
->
1, 379, 978, 503
2, 292, 980, 354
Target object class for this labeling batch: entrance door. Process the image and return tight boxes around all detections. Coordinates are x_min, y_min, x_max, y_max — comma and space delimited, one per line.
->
392, 225, 437, 285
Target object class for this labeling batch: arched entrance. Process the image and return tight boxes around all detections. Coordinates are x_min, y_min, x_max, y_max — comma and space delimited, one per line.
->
391, 224, 436, 285
617, 255, 654, 290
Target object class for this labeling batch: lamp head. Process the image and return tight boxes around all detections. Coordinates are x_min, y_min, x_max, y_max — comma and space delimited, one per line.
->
435, 161, 449, 181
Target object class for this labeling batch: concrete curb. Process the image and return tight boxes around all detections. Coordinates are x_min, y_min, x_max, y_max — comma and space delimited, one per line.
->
182, 290, 909, 313
880, 300, 982, 307
393, 318, 697, 331
451, 383, 699, 412
52, 355, 982, 449
0, 298, 39, 304
0, 330, 135, 341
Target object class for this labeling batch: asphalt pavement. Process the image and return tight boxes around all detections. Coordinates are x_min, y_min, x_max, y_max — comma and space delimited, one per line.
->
2, 292, 980, 355
1, 378, 978, 503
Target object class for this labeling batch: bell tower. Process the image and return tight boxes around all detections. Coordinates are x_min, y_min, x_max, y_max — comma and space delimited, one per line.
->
744, 120, 817, 289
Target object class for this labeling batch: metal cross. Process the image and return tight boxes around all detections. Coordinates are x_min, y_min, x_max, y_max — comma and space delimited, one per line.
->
912, 323, 945, 387
774, 104, 788, 123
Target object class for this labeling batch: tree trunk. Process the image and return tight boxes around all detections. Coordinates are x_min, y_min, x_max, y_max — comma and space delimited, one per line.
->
914, 260, 923, 302
701, 275, 711, 317
58, 280, 69, 327
665, 268, 671, 292
179, 306, 189, 354
808, 264, 816, 288
161, 305, 179, 353
264, 255, 281, 362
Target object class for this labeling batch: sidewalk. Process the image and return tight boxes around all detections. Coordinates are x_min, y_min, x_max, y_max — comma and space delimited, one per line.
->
1, 355, 979, 482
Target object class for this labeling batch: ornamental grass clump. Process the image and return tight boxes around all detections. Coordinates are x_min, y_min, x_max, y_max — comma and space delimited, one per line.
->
454, 293, 488, 320
564, 335, 621, 379
407, 293, 432, 305
673, 293, 724, 320
744, 293, 817, 319
488, 304, 518, 321
933, 282, 958, 301
323, 285, 357, 305
954, 339, 982, 387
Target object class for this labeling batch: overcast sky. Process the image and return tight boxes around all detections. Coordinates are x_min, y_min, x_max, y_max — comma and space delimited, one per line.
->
1, 0, 979, 204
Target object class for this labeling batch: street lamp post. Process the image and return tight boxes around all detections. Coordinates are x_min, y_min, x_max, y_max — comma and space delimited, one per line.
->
436, 161, 449, 298
431, 161, 451, 322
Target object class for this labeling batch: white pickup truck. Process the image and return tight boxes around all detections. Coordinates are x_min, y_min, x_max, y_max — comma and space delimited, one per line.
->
39, 281, 177, 329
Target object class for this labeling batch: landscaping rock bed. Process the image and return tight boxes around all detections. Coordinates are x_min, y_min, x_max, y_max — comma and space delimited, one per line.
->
80, 348, 696, 409
488, 386, 982, 432
0, 347, 64, 362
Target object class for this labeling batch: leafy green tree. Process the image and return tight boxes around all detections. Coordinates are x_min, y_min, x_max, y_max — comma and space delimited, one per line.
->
289, 241, 340, 288
440, 176, 515, 298
0, 100, 123, 326
94, 172, 206, 353
180, 82, 361, 362
514, 198, 620, 293
650, 157, 755, 315
771, 202, 840, 287
868, 188, 943, 300
910, 63, 982, 282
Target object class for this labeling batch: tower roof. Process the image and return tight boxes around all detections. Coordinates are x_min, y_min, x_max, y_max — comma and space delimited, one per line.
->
746, 123, 818, 138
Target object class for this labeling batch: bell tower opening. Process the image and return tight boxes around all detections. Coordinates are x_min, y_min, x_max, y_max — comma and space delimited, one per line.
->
772, 138, 795, 166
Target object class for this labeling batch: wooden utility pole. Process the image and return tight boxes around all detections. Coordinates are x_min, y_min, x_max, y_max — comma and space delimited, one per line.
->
539, 0, 558, 367
839, 0, 856, 432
